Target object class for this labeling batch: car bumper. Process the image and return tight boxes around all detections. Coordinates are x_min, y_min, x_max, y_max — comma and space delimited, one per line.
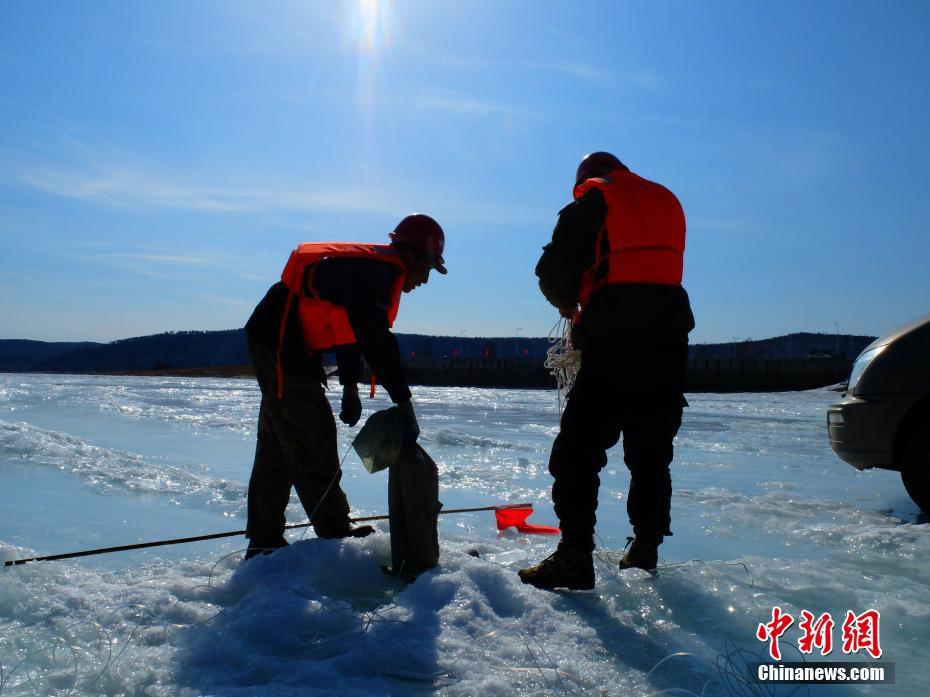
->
827, 394, 899, 471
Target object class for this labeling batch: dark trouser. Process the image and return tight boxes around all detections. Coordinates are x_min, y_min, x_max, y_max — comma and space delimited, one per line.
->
246, 340, 350, 545
549, 347, 685, 551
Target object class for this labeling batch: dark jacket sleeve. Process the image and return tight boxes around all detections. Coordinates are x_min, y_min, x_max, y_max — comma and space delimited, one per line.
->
343, 297, 410, 403
535, 189, 607, 310
335, 348, 361, 387
313, 258, 412, 403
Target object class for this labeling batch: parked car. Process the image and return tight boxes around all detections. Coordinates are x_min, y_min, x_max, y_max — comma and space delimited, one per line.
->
827, 312, 930, 512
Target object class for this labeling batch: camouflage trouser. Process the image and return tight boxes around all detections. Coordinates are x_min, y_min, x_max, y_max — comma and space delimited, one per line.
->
246, 340, 350, 544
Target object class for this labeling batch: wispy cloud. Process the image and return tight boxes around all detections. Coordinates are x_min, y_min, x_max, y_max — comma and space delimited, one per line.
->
526, 59, 614, 82
194, 292, 254, 312
19, 166, 245, 213
404, 44, 661, 91
97, 252, 214, 266
776, 130, 845, 180
90, 250, 280, 284
414, 91, 539, 120
233, 269, 273, 283
0, 96, 77, 127
15, 163, 401, 216
523, 60, 663, 92
519, 60, 661, 90
687, 216, 772, 234
128, 2, 343, 60
11, 156, 550, 225
0, 270, 44, 293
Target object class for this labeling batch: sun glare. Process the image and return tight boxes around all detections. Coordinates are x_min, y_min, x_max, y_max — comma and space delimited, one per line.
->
350, 0, 393, 57
348, 0, 394, 132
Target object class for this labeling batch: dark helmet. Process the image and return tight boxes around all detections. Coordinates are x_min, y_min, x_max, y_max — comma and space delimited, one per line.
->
389, 213, 447, 274
575, 151, 627, 187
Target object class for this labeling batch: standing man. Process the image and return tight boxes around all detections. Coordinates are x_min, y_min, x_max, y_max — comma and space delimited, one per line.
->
243, 215, 446, 560
519, 153, 694, 590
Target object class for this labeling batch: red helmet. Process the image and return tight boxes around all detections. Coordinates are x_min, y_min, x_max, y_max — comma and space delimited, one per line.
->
389, 214, 447, 274
575, 151, 627, 187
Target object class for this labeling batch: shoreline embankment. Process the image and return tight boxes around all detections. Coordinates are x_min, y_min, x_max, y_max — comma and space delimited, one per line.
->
4, 356, 852, 392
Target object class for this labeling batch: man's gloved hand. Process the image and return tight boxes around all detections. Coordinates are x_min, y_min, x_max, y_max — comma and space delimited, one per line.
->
398, 399, 420, 444
339, 385, 362, 426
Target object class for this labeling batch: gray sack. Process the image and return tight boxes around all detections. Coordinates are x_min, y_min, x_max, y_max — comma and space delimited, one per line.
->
352, 407, 441, 576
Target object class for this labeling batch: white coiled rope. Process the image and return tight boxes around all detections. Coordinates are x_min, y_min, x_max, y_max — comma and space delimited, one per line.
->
543, 317, 581, 411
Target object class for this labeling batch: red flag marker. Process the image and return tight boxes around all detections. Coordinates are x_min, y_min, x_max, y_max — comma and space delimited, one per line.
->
495, 507, 560, 534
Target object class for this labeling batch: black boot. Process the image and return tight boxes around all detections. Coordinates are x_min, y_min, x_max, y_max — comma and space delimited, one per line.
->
518, 542, 594, 590
617, 537, 658, 571
245, 536, 289, 560
315, 523, 376, 539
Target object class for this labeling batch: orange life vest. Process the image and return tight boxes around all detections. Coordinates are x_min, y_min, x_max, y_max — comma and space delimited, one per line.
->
573, 169, 685, 313
275, 242, 406, 397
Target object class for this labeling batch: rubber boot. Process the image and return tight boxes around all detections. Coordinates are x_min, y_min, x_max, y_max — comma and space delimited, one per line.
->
315, 523, 376, 539
245, 536, 289, 560
518, 542, 595, 591
617, 537, 658, 571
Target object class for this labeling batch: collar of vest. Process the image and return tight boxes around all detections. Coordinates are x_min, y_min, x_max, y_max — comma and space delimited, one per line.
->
281, 242, 404, 293
573, 166, 632, 201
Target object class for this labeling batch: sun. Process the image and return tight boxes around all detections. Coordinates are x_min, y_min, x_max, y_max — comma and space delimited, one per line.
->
350, 0, 393, 58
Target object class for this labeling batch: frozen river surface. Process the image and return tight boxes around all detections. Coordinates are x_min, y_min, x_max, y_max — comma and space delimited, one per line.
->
1, 374, 927, 696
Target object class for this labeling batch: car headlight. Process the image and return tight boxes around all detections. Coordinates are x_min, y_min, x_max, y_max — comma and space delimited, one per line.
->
847, 346, 885, 394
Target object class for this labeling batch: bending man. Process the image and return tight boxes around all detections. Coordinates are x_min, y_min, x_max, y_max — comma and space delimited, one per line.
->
243, 215, 446, 559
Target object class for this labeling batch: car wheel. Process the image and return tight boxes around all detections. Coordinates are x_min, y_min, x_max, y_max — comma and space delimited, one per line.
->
900, 418, 930, 513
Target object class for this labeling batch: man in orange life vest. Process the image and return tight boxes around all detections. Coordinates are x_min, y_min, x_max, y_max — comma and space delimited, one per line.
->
243, 214, 446, 560
519, 152, 695, 590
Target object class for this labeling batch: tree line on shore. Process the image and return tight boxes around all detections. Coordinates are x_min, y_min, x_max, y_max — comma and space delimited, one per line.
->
0, 329, 875, 374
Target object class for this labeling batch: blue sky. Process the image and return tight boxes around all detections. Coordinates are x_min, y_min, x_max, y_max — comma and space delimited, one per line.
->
2, 1, 928, 343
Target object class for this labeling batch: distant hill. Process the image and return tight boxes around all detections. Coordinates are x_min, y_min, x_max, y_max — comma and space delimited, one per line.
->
27, 330, 250, 372
689, 332, 875, 361
0, 340, 101, 371
0, 330, 553, 372
1, 329, 878, 374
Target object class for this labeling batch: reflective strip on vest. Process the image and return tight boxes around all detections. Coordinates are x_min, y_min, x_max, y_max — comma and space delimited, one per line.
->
573, 170, 684, 309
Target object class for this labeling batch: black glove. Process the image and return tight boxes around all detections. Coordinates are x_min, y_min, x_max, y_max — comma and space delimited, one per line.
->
398, 399, 420, 444
339, 385, 362, 426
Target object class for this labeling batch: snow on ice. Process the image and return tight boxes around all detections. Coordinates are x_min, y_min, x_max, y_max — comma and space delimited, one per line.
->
2, 375, 928, 695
